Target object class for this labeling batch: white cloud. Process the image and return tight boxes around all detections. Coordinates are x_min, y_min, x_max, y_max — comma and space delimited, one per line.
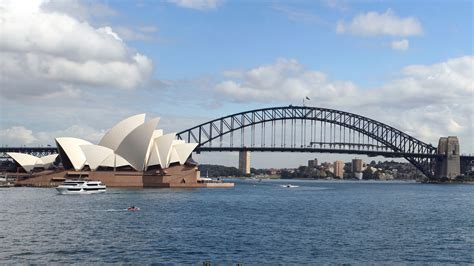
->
213, 56, 474, 151
0, 125, 105, 146
337, 9, 423, 36
36, 125, 106, 144
377, 56, 473, 105
391, 39, 409, 51
215, 58, 357, 103
0, 127, 38, 146
0, 0, 153, 100
167, 0, 222, 10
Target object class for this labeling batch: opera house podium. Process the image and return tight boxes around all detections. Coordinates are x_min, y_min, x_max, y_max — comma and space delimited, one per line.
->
8, 114, 233, 188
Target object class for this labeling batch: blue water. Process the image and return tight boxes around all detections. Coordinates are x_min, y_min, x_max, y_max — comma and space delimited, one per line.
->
1, 180, 473, 264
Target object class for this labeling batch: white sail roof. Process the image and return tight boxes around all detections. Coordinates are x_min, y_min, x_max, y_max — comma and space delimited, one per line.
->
146, 142, 162, 168
115, 117, 160, 171
169, 140, 185, 164
35, 113, 200, 172
55, 137, 92, 171
100, 153, 130, 168
145, 129, 163, 167
7, 152, 39, 172
173, 143, 198, 165
80, 145, 115, 171
154, 133, 176, 169
38, 154, 58, 168
98, 114, 146, 151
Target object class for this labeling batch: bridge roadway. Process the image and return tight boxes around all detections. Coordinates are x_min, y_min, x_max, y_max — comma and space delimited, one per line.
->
196, 146, 440, 158
1, 146, 473, 161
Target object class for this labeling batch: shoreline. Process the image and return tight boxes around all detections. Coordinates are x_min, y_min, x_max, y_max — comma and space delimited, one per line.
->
235, 177, 474, 184
419, 180, 474, 184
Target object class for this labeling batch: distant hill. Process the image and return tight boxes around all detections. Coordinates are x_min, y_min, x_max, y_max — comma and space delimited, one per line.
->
198, 164, 242, 177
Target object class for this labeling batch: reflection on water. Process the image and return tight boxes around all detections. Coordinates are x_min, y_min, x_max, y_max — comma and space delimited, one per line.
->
1, 180, 473, 264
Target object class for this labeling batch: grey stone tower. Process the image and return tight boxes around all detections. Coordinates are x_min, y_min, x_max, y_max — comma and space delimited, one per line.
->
435, 136, 460, 179
238, 150, 251, 175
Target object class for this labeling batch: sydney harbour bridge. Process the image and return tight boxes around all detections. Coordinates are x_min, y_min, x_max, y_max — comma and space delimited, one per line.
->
1, 106, 473, 179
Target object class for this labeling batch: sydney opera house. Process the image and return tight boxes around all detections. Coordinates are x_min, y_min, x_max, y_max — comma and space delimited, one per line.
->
7, 114, 233, 188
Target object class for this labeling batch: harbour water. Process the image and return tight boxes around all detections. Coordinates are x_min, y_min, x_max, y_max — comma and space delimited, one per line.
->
1, 179, 473, 264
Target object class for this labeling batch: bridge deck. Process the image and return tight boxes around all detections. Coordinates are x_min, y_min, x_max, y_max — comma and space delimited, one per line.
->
196, 147, 440, 158
3, 146, 473, 160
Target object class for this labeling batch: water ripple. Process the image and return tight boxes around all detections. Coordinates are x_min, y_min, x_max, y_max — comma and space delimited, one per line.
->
1, 181, 473, 264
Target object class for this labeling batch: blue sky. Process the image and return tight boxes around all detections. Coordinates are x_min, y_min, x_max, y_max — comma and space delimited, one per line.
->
107, 0, 473, 118
0, 0, 472, 167
116, 1, 472, 84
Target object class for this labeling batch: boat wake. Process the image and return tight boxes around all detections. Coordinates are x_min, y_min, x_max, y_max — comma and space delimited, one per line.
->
95, 209, 126, 212
281, 184, 299, 188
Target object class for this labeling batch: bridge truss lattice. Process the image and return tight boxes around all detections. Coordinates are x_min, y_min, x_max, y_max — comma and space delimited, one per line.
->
177, 106, 438, 178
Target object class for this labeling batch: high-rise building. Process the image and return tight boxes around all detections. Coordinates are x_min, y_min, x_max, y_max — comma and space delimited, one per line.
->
352, 159, 363, 173
334, 160, 344, 178
308, 158, 318, 168
352, 158, 363, 179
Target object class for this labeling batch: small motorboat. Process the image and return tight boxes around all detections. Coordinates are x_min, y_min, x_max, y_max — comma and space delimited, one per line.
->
281, 184, 299, 188
127, 206, 140, 211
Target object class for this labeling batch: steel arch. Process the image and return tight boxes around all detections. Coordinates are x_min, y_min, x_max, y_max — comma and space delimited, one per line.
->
177, 106, 438, 178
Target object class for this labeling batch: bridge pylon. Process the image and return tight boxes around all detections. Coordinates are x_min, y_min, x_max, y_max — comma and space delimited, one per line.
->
435, 136, 460, 179
239, 150, 251, 176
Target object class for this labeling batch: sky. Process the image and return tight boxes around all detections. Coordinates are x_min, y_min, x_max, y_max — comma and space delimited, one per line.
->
0, 0, 473, 168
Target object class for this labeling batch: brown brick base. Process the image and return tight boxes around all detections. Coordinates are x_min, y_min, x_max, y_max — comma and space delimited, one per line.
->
14, 165, 234, 188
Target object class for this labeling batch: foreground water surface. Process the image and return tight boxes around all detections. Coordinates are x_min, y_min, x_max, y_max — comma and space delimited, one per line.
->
1, 179, 473, 264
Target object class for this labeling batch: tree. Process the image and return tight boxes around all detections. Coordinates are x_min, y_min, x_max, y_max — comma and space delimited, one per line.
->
363, 167, 375, 180
280, 170, 293, 179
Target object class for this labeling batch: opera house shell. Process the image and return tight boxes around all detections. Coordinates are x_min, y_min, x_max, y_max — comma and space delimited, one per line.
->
8, 114, 230, 188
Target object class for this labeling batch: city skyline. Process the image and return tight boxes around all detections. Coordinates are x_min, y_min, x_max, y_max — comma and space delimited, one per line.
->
0, 0, 472, 168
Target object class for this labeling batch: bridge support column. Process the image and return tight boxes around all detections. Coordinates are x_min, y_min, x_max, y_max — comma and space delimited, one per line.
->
238, 150, 251, 176
435, 136, 460, 179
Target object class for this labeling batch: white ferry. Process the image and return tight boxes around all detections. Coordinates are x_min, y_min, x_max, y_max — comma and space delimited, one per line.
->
56, 180, 106, 194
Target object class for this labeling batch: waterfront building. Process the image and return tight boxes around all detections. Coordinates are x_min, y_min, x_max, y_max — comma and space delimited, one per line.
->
320, 161, 332, 171
334, 160, 344, 178
308, 158, 318, 168
268, 168, 280, 175
352, 158, 364, 180
7, 114, 233, 188
352, 159, 363, 172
